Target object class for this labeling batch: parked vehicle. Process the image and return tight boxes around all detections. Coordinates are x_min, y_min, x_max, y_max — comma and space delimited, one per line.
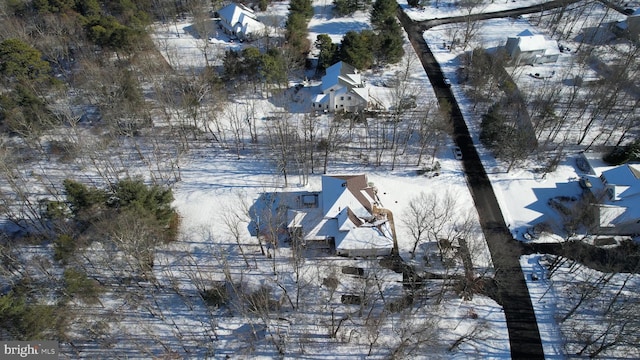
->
453, 146, 463, 160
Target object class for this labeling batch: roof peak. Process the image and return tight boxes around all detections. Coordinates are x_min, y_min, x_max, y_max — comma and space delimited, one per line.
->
517, 29, 536, 37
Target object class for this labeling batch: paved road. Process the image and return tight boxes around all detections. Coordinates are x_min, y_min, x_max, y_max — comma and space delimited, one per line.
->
397, 8, 549, 359
397, 2, 633, 357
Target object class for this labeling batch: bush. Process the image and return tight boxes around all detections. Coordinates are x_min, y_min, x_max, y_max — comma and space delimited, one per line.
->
110, 178, 177, 242
200, 282, 229, 307
246, 286, 280, 313
603, 146, 629, 165
40, 199, 70, 221
63, 179, 107, 216
48, 140, 77, 162
333, 0, 359, 15
603, 140, 640, 165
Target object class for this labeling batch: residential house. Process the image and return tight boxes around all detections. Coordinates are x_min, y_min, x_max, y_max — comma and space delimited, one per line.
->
287, 174, 394, 257
504, 29, 561, 65
311, 62, 369, 113
591, 164, 640, 235
217, 3, 265, 41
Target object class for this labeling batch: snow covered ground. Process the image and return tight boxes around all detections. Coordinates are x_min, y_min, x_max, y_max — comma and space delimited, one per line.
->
144, 0, 640, 358
144, 1, 509, 358
3, 0, 638, 358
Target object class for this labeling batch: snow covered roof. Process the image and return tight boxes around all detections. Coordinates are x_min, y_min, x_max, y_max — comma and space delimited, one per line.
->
321, 61, 362, 93
285, 175, 392, 255
312, 93, 329, 104
517, 29, 535, 37
218, 3, 258, 23
337, 207, 362, 231
217, 3, 265, 35
334, 226, 393, 253
509, 29, 560, 55
351, 87, 369, 102
601, 164, 640, 201
597, 164, 640, 227
321, 174, 374, 218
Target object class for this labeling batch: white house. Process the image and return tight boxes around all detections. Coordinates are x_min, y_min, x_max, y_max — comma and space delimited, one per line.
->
591, 164, 640, 235
311, 62, 369, 113
217, 3, 265, 41
504, 29, 561, 65
287, 174, 394, 257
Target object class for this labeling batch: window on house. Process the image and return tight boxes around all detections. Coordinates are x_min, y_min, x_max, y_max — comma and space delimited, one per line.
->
348, 96, 352, 100
340, 96, 344, 101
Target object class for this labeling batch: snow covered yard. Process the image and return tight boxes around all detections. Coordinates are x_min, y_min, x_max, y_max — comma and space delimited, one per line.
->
46, 1, 508, 358
522, 253, 640, 359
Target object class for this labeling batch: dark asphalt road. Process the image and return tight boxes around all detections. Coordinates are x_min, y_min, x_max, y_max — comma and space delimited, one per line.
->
397, 9, 546, 359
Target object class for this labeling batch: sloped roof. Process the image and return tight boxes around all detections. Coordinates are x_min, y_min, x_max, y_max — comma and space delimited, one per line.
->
312, 93, 329, 104
218, 3, 258, 22
337, 207, 363, 231
351, 87, 369, 103
601, 164, 640, 201
288, 174, 392, 254
509, 29, 560, 55
321, 61, 362, 93
334, 226, 393, 253
218, 3, 265, 34
598, 164, 640, 227
321, 174, 373, 219
517, 29, 536, 37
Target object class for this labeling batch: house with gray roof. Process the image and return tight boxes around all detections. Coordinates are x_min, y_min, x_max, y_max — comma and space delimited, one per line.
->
311, 62, 370, 113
